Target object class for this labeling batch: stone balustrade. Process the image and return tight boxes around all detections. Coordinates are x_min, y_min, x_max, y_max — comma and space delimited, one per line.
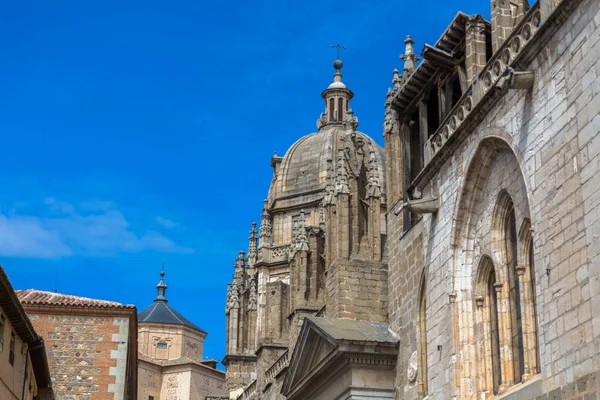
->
265, 350, 290, 387
237, 380, 257, 400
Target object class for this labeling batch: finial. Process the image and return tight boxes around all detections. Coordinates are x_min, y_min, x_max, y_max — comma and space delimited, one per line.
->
248, 222, 258, 265
330, 44, 346, 82
400, 35, 420, 73
154, 266, 168, 303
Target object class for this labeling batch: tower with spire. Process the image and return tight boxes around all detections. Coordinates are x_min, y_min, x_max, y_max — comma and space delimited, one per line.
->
137, 266, 226, 399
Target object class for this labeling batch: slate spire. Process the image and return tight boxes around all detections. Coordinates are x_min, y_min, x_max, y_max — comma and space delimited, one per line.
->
155, 263, 168, 303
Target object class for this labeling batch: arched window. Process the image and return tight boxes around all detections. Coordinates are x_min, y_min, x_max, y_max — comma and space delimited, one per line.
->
506, 207, 524, 383
329, 98, 335, 121
418, 276, 428, 398
338, 98, 343, 121
475, 257, 501, 396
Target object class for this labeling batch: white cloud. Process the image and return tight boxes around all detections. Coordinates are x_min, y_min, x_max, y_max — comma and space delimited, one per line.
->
0, 199, 193, 259
155, 216, 179, 229
0, 214, 72, 258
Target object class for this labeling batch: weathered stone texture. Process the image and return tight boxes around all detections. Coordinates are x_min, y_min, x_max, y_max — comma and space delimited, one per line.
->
388, 0, 600, 398
326, 258, 388, 323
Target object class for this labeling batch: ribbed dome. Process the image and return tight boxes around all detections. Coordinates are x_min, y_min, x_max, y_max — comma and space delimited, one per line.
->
268, 125, 386, 210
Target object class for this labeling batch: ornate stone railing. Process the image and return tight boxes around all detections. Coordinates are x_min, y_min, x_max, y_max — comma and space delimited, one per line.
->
424, 3, 541, 163
238, 380, 257, 400
265, 350, 290, 387
260, 244, 291, 263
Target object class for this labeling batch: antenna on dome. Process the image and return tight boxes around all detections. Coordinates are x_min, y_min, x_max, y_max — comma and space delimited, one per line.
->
54, 268, 58, 293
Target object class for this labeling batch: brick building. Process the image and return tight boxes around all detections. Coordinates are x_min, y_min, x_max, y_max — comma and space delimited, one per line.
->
16, 290, 138, 400
226, 0, 600, 398
137, 270, 226, 400
0, 267, 52, 400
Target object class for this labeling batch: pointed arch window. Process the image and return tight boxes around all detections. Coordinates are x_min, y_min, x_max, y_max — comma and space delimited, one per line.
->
476, 193, 540, 397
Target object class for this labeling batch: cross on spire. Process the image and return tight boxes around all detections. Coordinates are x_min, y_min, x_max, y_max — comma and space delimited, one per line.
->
330, 44, 347, 59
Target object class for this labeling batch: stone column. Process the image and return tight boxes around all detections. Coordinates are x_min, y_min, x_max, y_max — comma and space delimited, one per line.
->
383, 107, 402, 205
494, 282, 514, 392
418, 99, 428, 169
466, 15, 488, 83
475, 295, 492, 397
517, 265, 537, 380
228, 304, 240, 354
369, 197, 382, 261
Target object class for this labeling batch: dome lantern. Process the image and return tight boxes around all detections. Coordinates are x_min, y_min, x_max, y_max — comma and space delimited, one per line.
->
316, 59, 358, 131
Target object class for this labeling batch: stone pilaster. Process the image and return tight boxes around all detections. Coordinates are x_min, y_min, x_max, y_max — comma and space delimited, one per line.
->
466, 14, 488, 83
491, 0, 529, 52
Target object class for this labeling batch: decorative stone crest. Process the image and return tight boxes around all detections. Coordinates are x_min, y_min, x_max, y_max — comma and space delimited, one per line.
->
407, 351, 418, 383
229, 282, 240, 309
384, 108, 400, 135
335, 148, 350, 194
293, 210, 309, 253
259, 200, 272, 248
316, 112, 328, 130
343, 108, 359, 130
247, 278, 257, 310
323, 157, 336, 205
366, 150, 381, 198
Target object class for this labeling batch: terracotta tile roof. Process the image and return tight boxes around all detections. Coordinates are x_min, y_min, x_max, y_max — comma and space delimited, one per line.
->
16, 289, 135, 309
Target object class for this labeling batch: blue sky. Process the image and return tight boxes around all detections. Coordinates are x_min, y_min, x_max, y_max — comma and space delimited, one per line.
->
0, 0, 488, 367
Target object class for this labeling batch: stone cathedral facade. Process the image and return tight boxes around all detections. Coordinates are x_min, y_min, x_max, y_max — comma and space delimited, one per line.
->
225, 0, 600, 398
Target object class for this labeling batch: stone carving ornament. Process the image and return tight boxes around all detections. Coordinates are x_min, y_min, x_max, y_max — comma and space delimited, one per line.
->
384, 108, 400, 135
407, 350, 418, 383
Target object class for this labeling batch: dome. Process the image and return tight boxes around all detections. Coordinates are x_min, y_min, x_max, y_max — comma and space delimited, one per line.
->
328, 81, 347, 89
268, 125, 386, 210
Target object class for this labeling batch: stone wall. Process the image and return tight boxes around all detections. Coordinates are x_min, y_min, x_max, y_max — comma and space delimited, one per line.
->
189, 366, 227, 400
137, 360, 161, 400
326, 258, 388, 322
138, 323, 205, 363
386, 216, 425, 399
224, 357, 256, 394
29, 313, 131, 400
386, 0, 600, 397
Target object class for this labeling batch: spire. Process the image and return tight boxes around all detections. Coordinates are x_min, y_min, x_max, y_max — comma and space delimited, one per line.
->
154, 264, 168, 303
400, 35, 420, 74
316, 58, 357, 130
248, 222, 258, 266
335, 148, 350, 194
258, 200, 272, 248
323, 155, 336, 205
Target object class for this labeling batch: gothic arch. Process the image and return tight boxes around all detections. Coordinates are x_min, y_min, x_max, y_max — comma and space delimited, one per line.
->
449, 134, 539, 398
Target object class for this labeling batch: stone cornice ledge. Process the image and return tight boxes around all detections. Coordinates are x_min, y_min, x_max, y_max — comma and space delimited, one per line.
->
408, 0, 582, 198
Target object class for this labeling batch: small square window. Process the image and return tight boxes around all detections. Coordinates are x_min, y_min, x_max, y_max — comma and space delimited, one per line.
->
157, 343, 167, 349
149, 396, 155, 400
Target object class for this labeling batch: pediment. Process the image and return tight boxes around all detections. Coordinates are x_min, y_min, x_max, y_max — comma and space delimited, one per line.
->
282, 318, 338, 395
